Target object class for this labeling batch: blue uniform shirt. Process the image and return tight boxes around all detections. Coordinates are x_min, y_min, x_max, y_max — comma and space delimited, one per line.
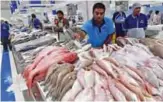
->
125, 13, 148, 30
33, 18, 42, 29
1, 23, 10, 38
81, 17, 114, 47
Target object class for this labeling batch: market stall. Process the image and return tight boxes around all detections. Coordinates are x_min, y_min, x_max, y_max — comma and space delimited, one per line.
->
10, 23, 163, 101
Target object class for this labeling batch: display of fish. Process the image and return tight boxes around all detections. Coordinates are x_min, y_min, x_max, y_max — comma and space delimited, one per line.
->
17, 34, 163, 102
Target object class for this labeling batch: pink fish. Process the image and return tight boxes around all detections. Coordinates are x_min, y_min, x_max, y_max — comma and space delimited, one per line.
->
107, 77, 126, 101
96, 60, 117, 78
94, 84, 108, 101
91, 63, 109, 79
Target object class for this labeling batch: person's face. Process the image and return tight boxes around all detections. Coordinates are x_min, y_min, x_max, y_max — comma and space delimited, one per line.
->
93, 8, 105, 23
57, 13, 63, 19
133, 7, 141, 16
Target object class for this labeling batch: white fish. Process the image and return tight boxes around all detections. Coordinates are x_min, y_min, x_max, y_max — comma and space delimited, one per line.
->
84, 70, 95, 88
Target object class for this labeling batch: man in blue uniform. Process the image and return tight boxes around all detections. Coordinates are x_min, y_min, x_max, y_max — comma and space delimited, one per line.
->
1, 20, 11, 51
74, 3, 115, 48
125, 3, 148, 38
31, 14, 42, 29
113, 6, 126, 37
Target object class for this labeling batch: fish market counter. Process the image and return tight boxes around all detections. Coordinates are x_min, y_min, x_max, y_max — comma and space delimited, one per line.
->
11, 27, 163, 101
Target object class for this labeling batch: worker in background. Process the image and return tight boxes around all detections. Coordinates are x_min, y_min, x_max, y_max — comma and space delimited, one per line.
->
1, 20, 12, 51
147, 10, 154, 25
74, 3, 115, 48
31, 14, 43, 29
54, 10, 69, 32
152, 10, 161, 25
147, 10, 153, 20
161, 12, 163, 24
125, 3, 148, 38
43, 12, 50, 23
112, 5, 126, 37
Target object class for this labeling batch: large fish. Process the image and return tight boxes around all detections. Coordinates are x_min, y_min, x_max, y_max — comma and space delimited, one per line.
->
62, 79, 83, 101
96, 60, 117, 78
139, 67, 159, 88
114, 80, 138, 101
84, 70, 95, 88
94, 84, 108, 101
49, 64, 74, 98
57, 71, 77, 98
57, 78, 76, 101
91, 63, 109, 79
107, 77, 126, 101
119, 74, 145, 101
42, 64, 60, 86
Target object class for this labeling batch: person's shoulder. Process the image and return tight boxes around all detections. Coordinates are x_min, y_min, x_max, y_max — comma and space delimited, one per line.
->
104, 17, 113, 23
140, 13, 147, 17
83, 20, 92, 27
127, 14, 132, 18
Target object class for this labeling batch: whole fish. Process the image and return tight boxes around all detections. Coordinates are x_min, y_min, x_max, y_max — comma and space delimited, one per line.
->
77, 69, 86, 88
57, 78, 76, 101
94, 84, 108, 101
123, 66, 144, 83
75, 88, 95, 101
91, 63, 109, 79
114, 80, 138, 101
94, 71, 108, 89
41, 64, 60, 86
84, 70, 95, 88
152, 65, 163, 80
103, 57, 120, 67
44, 66, 65, 92
126, 65, 145, 80
61, 89, 72, 101
96, 60, 117, 78
66, 79, 83, 101
119, 74, 145, 101
50, 64, 74, 98
139, 67, 159, 88
78, 59, 93, 69
107, 77, 126, 101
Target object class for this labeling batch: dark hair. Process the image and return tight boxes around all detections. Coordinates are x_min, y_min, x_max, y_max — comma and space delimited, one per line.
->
93, 3, 105, 12
155, 10, 159, 15
31, 14, 36, 18
5, 21, 8, 24
57, 10, 64, 15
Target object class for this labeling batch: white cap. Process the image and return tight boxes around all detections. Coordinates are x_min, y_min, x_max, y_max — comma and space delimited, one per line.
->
132, 3, 141, 10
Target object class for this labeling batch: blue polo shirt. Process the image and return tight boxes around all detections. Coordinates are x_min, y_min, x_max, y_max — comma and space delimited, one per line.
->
81, 17, 114, 47
125, 13, 148, 30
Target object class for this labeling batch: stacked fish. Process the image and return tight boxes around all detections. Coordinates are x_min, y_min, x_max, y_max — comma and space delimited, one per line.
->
61, 43, 163, 101
41, 63, 77, 101
140, 38, 163, 58
22, 46, 78, 90
116, 37, 139, 47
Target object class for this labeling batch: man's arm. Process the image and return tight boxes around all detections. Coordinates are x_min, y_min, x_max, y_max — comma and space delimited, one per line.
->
104, 32, 116, 44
